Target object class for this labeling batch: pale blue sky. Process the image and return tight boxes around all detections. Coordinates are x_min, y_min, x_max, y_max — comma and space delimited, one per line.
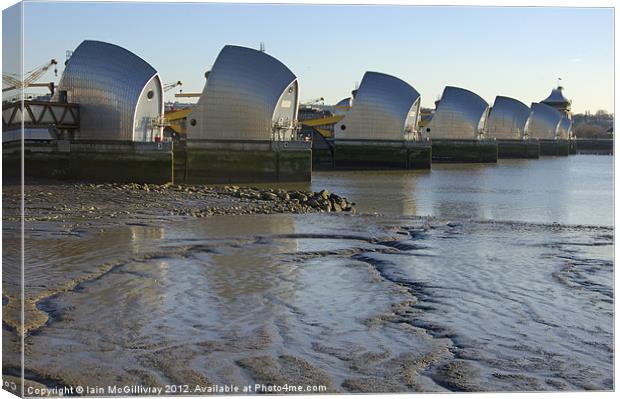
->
4, 1, 615, 113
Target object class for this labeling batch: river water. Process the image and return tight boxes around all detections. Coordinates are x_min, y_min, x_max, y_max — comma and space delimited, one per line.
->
310, 154, 613, 226
3, 155, 614, 393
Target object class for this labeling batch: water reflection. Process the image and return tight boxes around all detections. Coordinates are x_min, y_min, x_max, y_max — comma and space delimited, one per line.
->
7, 209, 613, 391
304, 170, 427, 216
3, 154, 613, 391
311, 155, 612, 226
22, 214, 302, 387
168, 215, 299, 303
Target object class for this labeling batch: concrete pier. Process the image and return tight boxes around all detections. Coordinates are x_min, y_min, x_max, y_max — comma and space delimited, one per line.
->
312, 147, 334, 169
4, 139, 313, 184
332, 139, 431, 170
539, 139, 570, 156
573, 139, 613, 155
431, 139, 498, 163
568, 139, 577, 155
312, 131, 335, 170
497, 139, 540, 159
185, 140, 311, 184
3, 140, 173, 183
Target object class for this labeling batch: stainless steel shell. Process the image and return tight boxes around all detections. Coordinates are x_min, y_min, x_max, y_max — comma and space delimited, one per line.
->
187, 45, 299, 141
334, 71, 421, 141
557, 115, 572, 139
58, 40, 163, 142
333, 97, 352, 115
486, 96, 530, 140
335, 97, 352, 107
423, 86, 489, 140
527, 102, 563, 140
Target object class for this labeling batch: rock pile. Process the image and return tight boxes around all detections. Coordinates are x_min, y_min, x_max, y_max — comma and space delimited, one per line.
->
221, 186, 355, 213
65, 183, 356, 218
5, 182, 358, 226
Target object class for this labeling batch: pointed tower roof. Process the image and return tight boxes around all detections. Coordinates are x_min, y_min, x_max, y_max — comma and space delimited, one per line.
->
541, 86, 571, 107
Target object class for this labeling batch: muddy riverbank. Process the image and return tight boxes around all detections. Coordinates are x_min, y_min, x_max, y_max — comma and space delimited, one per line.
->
2, 156, 613, 394
2, 181, 355, 227
2, 211, 613, 394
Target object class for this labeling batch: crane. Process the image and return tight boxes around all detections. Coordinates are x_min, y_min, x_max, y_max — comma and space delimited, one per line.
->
174, 91, 202, 98
163, 80, 182, 92
2, 58, 58, 93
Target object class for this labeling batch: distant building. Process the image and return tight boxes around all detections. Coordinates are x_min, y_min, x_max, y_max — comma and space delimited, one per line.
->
541, 86, 571, 118
298, 105, 332, 122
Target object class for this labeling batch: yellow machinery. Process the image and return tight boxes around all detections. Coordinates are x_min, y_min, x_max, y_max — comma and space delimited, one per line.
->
164, 107, 192, 136
164, 103, 346, 139
418, 109, 433, 129
299, 114, 344, 138
164, 109, 344, 139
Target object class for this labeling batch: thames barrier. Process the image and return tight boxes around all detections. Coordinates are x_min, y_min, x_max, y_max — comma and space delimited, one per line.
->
2, 39, 608, 184
2, 3, 614, 396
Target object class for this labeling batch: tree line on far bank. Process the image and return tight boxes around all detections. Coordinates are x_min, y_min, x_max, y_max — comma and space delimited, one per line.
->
572, 110, 614, 139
